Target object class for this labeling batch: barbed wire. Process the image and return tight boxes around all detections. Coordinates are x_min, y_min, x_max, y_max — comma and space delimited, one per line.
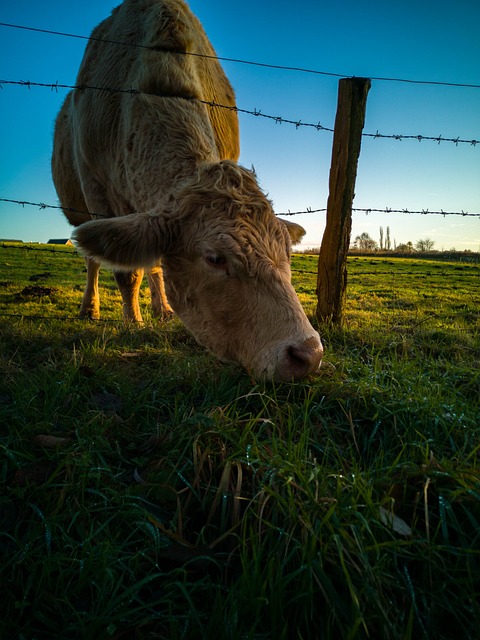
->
2, 197, 479, 220
0, 78, 335, 131
0, 246, 476, 274
281, 206, 480, 218
362, 132, 479, 146
291, 268, 479, 276
2, 79, 479, 146
2, 21, 480, 90
0, 197, 110, 220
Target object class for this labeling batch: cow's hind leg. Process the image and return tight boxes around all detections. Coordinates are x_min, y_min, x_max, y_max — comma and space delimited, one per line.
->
147, 266, 173, 318
80, 257, 101, 319
114, 269, 144, 322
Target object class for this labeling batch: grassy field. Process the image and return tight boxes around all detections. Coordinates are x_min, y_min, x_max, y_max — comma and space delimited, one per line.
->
1, 243, 479, 639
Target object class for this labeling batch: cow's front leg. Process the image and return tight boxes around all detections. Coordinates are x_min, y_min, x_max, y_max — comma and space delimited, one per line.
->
80, 257, 101, 319
147, 266, 173, 318
114, 269, 144, 322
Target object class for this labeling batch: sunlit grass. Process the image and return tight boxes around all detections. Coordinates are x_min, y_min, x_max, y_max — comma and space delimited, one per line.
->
1, 245, 479, 638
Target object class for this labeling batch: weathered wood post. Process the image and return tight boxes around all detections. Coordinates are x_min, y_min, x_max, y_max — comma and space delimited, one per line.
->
316, 77, 371, 324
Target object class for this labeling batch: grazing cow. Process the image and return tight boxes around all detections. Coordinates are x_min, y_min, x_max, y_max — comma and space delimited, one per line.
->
52, 0, 323, 380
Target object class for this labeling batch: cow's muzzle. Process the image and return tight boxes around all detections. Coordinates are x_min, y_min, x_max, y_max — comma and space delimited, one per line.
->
275, 335, 323, 382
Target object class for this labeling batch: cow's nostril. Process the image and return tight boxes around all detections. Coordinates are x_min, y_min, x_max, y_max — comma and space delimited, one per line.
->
279, 336, 323, 381
286, 345, 311, 378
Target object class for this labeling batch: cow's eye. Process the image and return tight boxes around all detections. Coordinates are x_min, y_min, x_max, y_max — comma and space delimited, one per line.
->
205, 253, 227, 268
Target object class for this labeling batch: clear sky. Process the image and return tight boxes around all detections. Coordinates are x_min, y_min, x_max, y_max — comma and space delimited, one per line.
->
1, 0, 479, 250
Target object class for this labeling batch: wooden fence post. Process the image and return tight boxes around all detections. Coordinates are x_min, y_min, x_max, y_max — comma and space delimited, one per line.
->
316, 77, 371, 325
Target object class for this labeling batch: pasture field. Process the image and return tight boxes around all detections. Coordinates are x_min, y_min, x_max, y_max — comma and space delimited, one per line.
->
1, 243, 479, 639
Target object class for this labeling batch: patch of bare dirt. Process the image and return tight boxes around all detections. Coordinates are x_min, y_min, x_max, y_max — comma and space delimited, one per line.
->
15, 285, 58, 298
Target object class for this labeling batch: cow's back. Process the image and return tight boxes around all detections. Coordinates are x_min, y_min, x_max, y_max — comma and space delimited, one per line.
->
53, 0, 239, 222
79, 0, 238, 157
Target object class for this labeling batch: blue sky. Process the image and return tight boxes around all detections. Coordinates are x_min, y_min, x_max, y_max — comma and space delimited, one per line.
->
1, 0, 479, 250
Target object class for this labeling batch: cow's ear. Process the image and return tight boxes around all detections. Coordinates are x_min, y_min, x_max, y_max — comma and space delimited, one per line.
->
278, 218, 306, 246
73, 212, 174, 269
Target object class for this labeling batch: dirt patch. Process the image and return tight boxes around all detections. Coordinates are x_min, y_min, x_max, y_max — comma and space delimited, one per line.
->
16, 285, 58, 299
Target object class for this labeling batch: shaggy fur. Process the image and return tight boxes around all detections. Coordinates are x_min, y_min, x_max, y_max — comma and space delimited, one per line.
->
52, 0, 323, 380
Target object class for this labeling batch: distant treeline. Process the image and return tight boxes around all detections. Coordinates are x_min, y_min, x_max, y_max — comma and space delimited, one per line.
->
298, 249, 480, 264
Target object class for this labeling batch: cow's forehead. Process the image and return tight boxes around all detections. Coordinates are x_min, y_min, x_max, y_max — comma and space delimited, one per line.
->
201, 210, 291, 273
175, 160, 292, 264
238, 212, 291, 256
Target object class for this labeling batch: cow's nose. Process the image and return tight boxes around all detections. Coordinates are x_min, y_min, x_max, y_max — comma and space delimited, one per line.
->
278, 336, 323, 381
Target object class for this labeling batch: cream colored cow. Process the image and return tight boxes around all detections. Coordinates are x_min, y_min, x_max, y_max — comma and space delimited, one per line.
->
52, 0, 323, 380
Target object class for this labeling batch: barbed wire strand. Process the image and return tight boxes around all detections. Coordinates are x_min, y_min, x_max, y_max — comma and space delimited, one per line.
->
281, 206, 480, 218
2, 79, 479, 146
0, 197, 112, 219
1, 22, 480, 90
1, 197, 479, 220
0, 247, 477, 274
291, 269, 479, 276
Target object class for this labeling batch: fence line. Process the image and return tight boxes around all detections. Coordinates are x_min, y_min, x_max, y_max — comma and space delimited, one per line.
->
1, 243, 478, 271
1, 23, 478, 333
2, 21, 480, 90
281, 207, 480, 218
2, 197, 479, 220
0, 242, 80, 256
292, 268, 479, 276
2, 79, 480, 147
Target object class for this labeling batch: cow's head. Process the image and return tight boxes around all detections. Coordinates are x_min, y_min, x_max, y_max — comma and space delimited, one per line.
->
73, 161, 323, 381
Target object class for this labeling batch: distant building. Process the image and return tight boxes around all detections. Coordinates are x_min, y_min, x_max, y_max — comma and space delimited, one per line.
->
0, 238, 23, 243
47, 238, 74, 246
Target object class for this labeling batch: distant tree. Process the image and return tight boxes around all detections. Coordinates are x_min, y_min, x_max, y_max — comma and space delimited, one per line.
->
353, 232, 378, 251
379, 226, 384, 250
385, 226, 391, 251
416, 237, 435, 252
396, 242, 415, 253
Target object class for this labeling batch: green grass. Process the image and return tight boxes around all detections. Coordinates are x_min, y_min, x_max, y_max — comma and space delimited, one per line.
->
1, 244, 479, 639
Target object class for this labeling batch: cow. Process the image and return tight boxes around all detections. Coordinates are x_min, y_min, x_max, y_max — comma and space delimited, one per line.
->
52, 0, 323, 381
